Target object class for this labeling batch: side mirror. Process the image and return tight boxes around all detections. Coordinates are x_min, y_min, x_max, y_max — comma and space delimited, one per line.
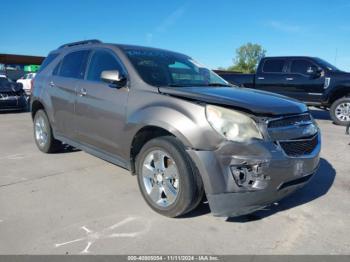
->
101, 70, 126, 87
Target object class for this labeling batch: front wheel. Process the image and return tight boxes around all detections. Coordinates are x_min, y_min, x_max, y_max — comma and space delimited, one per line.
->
330, 97, 350, 126
136, 136, 204, 218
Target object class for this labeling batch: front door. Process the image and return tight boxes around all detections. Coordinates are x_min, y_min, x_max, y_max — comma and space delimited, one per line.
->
75, 49, 129, 158
284, 59, 325, 102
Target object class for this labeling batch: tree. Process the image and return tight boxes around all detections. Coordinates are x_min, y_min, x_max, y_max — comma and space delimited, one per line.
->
227, 43, 266, 73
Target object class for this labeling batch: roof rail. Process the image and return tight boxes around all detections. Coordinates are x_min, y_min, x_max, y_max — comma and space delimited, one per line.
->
58, 39, 102, 49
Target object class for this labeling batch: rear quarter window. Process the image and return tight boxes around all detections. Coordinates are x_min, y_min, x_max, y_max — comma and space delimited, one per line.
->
37, 53, 59, 73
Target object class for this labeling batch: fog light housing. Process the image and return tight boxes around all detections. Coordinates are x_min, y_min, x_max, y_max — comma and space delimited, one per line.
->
230, 163, 270, 190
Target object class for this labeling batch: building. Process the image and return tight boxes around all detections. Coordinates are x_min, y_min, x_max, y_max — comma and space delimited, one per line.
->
0, 54, 45, 80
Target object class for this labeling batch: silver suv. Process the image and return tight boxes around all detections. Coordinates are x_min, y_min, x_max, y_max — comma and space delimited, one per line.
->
31, 40, 321, 217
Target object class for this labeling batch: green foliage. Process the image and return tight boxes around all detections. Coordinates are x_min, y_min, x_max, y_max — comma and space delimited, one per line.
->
227, 43, 266, 73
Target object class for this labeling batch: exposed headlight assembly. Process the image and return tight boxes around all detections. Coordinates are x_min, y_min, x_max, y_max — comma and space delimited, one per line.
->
206, 105, 263, 141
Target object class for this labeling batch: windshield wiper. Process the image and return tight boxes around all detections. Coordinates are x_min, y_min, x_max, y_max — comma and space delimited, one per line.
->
166, 84, 191, 87
206, 83, 232, 87
164, 83, 232, 88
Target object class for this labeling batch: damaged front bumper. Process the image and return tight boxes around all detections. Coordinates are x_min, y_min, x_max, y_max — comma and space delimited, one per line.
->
187, 133, 321, 217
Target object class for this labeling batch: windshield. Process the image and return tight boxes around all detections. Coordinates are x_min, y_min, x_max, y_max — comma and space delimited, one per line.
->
314, 58, 340, 71
122, 48, 230, 87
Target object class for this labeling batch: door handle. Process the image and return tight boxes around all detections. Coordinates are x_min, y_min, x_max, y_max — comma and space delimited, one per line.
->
49, 81, 55, 87
79, 88, 87, 96
258, 77, 265, 80
286, 77, 294, 81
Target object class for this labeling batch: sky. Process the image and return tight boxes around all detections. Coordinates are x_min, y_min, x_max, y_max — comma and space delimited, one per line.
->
1, 0, 350, 70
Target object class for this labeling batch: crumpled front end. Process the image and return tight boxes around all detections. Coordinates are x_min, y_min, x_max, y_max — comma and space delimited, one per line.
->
187, 113, 321, 217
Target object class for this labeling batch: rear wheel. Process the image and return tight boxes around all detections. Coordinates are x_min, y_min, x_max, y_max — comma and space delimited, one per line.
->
136, 136, 203, 218
33, 109, 62, 153
330, 97, 350, 126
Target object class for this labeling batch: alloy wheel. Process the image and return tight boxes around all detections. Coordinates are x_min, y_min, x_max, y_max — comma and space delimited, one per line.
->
35, 116, 48, 147
141, 150, 179, 207
335, 102, 350, 122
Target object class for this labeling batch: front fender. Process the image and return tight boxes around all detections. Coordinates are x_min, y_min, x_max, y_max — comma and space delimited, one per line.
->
326, 83, 350, 103
126, 105, 200, 148
125, 95, 224, 151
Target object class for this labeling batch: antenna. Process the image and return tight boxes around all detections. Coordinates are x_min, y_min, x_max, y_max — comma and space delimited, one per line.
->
334, 48, 338, 66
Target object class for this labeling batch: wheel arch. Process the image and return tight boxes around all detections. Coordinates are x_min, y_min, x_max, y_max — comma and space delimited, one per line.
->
31, 99, 46, 120
129, 125, 181, 174
328, 85, 350, 105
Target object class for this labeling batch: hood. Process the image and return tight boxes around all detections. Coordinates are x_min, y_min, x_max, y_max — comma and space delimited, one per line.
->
0, 82, 23, 93
158, 86, 307, 116
328, 70, 350, 78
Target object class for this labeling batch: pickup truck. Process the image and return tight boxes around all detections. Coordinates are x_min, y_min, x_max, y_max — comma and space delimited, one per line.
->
216, 56, 350, 125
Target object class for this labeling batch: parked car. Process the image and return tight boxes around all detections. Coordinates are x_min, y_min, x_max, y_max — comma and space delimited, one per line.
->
31, 40, 321, 218
17, 73, 36, 96
216, 56, 350, 125
0, 76, 27, 111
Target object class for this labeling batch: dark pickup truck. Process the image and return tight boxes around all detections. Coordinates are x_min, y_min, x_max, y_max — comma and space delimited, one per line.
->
216, 56, 350, 125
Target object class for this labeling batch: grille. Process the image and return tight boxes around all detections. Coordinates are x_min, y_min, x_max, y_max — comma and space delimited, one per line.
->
279, 134, 318, 157
268, 114, 312, 128
0, 91, 20, 97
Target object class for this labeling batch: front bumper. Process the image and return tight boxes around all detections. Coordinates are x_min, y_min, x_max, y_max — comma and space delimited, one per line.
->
187, 134, 321, 217
0, 94, 27, 111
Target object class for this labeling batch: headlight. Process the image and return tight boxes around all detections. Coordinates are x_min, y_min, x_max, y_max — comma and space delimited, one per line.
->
205, 105, 263, 141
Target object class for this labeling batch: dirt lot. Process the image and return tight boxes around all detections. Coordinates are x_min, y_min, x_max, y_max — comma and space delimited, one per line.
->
0, 109, 349, 254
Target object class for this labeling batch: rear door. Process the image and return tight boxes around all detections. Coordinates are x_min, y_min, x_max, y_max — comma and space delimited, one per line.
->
284, 59, 325, 102
49, 50, 90, 139
255, 59, 288, 95
75, 48, 129, 158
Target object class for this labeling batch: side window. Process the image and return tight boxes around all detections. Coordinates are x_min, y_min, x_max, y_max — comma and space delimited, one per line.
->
291, 60, 315, 75
87, 50, 124, 82
59, 50, 90, 79
263, 60, 285, 73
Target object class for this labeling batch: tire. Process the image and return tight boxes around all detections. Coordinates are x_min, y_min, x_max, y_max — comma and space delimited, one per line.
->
330, 97, 350, 126
33, 109, 62, 153
136, 136, 204, 218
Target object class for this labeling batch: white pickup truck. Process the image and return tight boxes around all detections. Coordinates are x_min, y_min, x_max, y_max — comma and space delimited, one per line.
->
17, 73, 36, 96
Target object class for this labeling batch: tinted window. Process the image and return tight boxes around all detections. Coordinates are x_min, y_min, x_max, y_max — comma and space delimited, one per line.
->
59, 50, 90, 79
38, 53, 59, 73
314, 58, 340, 71
263, 60, 285, 73
87, 50, 124, 82
52, 61, 61, 76
291, 60, 315, 74
122, 48, 229, 87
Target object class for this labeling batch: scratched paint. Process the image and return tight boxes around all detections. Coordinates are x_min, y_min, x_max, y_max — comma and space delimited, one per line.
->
55, 216, 151, 254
